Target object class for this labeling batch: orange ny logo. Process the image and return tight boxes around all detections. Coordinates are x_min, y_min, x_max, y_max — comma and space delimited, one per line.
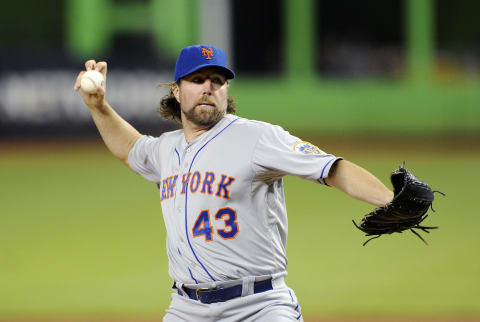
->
202, 47, 214, 60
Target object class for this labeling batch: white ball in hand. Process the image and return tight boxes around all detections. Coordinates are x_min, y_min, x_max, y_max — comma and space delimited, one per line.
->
80, 70, 105, 93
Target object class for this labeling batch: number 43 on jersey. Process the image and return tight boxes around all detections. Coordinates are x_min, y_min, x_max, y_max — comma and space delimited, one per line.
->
192, 207, 239, 241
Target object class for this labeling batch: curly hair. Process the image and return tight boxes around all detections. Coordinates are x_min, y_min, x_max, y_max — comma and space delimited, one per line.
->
157, 82, 236, 124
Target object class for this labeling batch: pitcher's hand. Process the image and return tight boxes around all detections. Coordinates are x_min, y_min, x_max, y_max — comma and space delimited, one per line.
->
74, 60, 107, 109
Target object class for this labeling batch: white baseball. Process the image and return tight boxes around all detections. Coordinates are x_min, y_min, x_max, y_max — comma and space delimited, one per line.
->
80, 70, 105, 93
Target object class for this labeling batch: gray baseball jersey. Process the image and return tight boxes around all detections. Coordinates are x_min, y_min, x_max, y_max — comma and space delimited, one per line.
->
128, 114, 341, 285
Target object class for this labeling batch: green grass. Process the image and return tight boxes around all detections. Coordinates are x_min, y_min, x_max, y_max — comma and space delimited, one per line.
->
0, 140, 479, 319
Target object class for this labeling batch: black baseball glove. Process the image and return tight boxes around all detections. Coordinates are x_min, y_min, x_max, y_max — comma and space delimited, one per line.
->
353, 163, 444, 246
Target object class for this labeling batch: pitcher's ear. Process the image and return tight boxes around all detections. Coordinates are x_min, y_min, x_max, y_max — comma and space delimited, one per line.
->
172, 82, 180, 103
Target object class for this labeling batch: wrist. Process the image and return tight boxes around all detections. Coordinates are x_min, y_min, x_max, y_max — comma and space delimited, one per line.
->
88, 99, 108, 113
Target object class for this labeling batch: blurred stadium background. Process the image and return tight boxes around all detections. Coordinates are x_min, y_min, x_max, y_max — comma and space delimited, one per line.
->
1, 0, 479, 321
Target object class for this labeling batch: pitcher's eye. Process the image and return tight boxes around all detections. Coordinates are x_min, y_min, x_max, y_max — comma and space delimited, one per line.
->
211, 77, 225, 85
192, 77, 205, 84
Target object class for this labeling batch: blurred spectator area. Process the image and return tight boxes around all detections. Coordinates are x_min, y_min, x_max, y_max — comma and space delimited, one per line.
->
0, 0, 479, 137
1, 0, 479, 76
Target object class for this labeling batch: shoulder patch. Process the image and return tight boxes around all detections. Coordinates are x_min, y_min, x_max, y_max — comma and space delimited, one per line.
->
293, 141, 324, 155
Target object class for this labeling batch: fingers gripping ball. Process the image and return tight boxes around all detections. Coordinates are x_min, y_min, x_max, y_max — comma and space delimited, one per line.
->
80, 70, 105, 93
353, 163, 445, 246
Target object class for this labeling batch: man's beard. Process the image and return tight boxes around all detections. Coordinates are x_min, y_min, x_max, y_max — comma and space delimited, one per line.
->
183, 104, 225, 127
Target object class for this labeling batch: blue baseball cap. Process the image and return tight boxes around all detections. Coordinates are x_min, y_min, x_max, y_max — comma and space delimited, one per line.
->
174, 45, 235, 82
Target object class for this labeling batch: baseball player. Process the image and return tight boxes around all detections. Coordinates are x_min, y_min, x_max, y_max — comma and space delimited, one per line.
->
74, 45, 393, 322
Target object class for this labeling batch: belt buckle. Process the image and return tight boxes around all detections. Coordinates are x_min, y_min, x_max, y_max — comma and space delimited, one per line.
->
195, 287, 210, 301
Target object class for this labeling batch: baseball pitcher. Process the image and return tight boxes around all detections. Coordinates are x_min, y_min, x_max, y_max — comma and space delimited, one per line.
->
74, 45, 439, 322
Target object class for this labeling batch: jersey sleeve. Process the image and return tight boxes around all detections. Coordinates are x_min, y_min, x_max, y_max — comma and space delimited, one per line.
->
252, 124, 342, 185
128, 135, 163, 183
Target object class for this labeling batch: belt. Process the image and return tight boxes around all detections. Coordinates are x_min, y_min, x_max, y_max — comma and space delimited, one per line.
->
175, 278, 273, 304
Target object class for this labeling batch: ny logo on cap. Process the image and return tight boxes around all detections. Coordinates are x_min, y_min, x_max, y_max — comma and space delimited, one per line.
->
202, 47, 214, 60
